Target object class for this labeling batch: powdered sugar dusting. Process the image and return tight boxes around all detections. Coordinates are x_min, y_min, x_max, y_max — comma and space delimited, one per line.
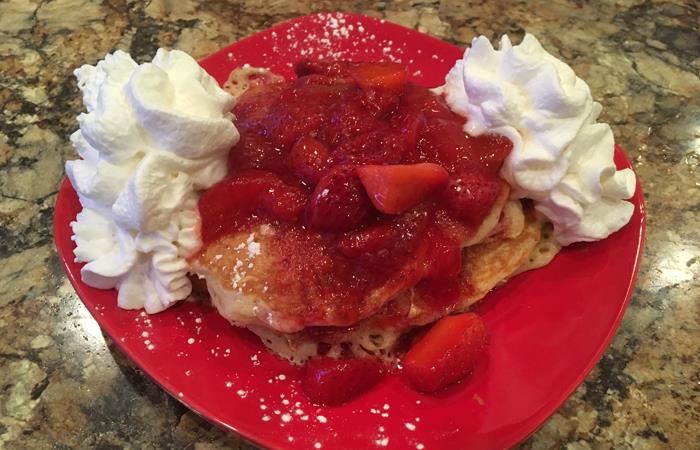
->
375, 437, 389, 447
256, 12, 417, 71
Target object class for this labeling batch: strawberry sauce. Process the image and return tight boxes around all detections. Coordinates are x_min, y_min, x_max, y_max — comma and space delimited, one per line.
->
198, 60, 511, 404
201, 60, 509, 318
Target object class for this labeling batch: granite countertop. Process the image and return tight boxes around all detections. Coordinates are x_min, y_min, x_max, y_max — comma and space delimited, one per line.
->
1, 0, 698, 448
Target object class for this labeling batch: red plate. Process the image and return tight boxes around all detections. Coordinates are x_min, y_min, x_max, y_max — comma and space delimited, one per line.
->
54, 13, 645, 450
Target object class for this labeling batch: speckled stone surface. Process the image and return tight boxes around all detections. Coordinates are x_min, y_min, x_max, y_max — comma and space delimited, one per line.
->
1, 0, 698, 448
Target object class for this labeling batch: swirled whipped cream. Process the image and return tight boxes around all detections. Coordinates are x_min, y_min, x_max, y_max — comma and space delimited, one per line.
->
439, 34, 636, 245
65, 49, 239, 313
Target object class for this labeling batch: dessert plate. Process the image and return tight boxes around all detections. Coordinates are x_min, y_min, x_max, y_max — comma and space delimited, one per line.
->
54, 13, 645, 450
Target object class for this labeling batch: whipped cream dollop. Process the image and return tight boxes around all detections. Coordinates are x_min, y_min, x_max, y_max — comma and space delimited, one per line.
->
439, 34, 636, 245
65, 49, 239, 313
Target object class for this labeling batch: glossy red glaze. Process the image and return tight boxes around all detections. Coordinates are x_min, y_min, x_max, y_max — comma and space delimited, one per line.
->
54, 13, 646, 450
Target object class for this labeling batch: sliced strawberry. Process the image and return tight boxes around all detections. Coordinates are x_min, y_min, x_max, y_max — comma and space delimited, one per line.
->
233, 82, 288, 127
268, 104, 326, 151
357, 163, 449, 214
439, 163, 504, 225
295, 73, 354, 88
302, 357, 384, 405
350, 62, 408, 91
401, 83, 458, 122
416, 119, 512, 173
316, 103, 378, 148
304, 165, 372, 232
408, 226, 463, 311
288, 136, 333, 185
259, 182, 307, 221
403, 313, 488, 392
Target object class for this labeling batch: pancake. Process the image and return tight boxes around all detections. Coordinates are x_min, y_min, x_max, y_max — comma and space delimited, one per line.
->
193, 61, 559, 363
190, 188, 511, 334
204, 201, 559, 364
192, 221, 434, 334
511, 222, 561, 276
407, 209, 543, 326
224, 66, 284, 99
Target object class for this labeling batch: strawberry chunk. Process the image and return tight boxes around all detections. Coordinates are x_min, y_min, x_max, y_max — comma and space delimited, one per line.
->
439, 163, 504, 225
228, 134, 284, 174
259, 182, 308, 221
349, 62, 408, 91
304, 165, 372, 232
417, 118, 472, 167
468, 134, 513, 173
316, 103, 378, 148
302, 357, 384, 405
337, 207, 432, 270
357, 163, 449, 214
403, 313, 488, 392
360, 87, 401, 116
336, 221, 398, 259
288, 136, 333, 185
389, 108, 426, 154
198, 170, 306, 243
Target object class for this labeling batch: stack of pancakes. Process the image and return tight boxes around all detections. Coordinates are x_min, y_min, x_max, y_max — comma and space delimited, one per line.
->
190, 65, 561, 363
191, 196, 559, 364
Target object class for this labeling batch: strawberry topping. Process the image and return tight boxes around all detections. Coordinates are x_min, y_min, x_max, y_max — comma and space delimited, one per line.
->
304, 165, 373, 232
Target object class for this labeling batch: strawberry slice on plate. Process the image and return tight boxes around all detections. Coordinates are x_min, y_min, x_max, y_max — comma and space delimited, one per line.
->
302, 357, 385, 405
403, 312, 489, 392
357, 163, 449, 214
